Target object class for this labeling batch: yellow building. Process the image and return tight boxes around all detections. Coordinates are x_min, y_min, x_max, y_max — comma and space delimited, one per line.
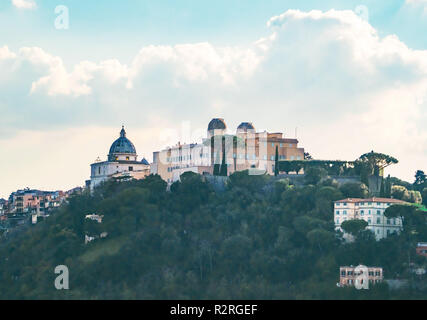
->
151, 118, 304, 184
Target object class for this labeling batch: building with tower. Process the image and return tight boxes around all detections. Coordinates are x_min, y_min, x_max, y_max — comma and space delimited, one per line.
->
89, 126, 150, 190
151, 118, 304, 184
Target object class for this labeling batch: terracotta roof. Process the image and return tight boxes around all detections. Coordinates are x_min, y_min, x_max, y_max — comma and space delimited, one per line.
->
335, 197, 405, 204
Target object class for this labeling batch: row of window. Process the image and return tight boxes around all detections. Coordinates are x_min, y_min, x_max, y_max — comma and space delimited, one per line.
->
342, 279, 381, 285
341, 271, 381, 276
335, 209, 384, 216
264, 142, 294, 148
168, 154, 302, 163
336, 202, 392, 207
336, 217, 398, 225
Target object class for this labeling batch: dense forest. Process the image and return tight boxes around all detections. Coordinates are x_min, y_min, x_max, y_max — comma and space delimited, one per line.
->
0, 170, 426, 299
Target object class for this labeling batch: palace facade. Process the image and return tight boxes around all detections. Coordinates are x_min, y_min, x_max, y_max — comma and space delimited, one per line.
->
334, 197, 405, 240
151, 118, 305, 184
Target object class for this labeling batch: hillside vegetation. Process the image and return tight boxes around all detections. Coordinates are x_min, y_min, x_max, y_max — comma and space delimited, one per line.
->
0, 172, 426, 299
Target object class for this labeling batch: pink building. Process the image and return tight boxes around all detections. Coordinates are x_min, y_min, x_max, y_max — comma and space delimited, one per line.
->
339, 265, 383, 287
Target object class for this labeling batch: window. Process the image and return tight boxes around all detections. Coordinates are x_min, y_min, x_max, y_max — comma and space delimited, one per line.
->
360, 210, 364, 216
272, 143, 275, 147
263, 155, 267, 160
343, 203, 347, 206
377, 210, 381, 215
336, 219, 339, 224
271, 156, 275, 161
280, 143, 283, 148
126, 157, 130, 161
336, 211, 340, 215
377, 218, 381, 224
343, 210, 347, 215
129, 166, 133, 172
289, 144, 293, 147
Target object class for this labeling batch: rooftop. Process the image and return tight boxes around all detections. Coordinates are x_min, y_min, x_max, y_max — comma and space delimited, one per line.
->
335, 197, 405, 204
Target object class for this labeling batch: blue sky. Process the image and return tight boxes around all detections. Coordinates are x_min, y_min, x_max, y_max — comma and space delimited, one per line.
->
2, 0, 427, 64
0, 0, 426, 197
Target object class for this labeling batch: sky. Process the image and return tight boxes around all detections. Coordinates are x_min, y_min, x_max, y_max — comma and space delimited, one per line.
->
0, 0, 426, 198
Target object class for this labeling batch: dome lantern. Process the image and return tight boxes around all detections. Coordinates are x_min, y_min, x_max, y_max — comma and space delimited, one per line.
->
108, 126, 137, 161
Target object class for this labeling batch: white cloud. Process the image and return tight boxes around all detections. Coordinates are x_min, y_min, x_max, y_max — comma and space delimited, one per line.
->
1, 9, 427, 196
0, 46, 16, 60
12, 0, 36, 10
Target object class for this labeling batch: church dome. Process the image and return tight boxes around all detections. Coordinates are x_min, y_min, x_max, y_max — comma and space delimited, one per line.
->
208, 118, 227, 131
109, 126, 137, 156
237, 122, 255, 132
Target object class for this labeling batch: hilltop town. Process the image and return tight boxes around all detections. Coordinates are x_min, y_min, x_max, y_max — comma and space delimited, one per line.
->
0, 118, 426, 298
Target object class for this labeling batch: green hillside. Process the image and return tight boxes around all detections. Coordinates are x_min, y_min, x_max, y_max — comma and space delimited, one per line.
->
0, 172, 426, 299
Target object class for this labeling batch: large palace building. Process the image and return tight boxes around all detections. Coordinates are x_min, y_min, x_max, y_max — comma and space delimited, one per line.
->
151, 118, 305, 184
89, 127, 150, 190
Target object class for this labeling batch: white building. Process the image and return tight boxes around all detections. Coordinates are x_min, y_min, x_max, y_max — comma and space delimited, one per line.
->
151, 118, 304, 185
89, 126, 150, 190
334, 197, 405, 240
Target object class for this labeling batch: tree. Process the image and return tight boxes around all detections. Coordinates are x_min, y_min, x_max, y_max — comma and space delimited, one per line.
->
274, 146, 279, 176
391, 185, 410, 202
422, 188, 427, 206
304, 167, 327, 185
219, 137, 228, 176
384, 204, 416, 219
357, 151, 398, 177
384, 175, 392, 198
380, 178, 385, 197
414, 170, 427, 191
339, 182, 369, 199
341, 219, 368, 236
306, 229, 335, 252
304, 152, 313, 160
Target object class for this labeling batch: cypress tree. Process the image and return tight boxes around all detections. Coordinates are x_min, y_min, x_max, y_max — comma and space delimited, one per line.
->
380, 177, 385, 197
385, 175, 392, 198
220, 136, 227, 176
274, 145, 279, 176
